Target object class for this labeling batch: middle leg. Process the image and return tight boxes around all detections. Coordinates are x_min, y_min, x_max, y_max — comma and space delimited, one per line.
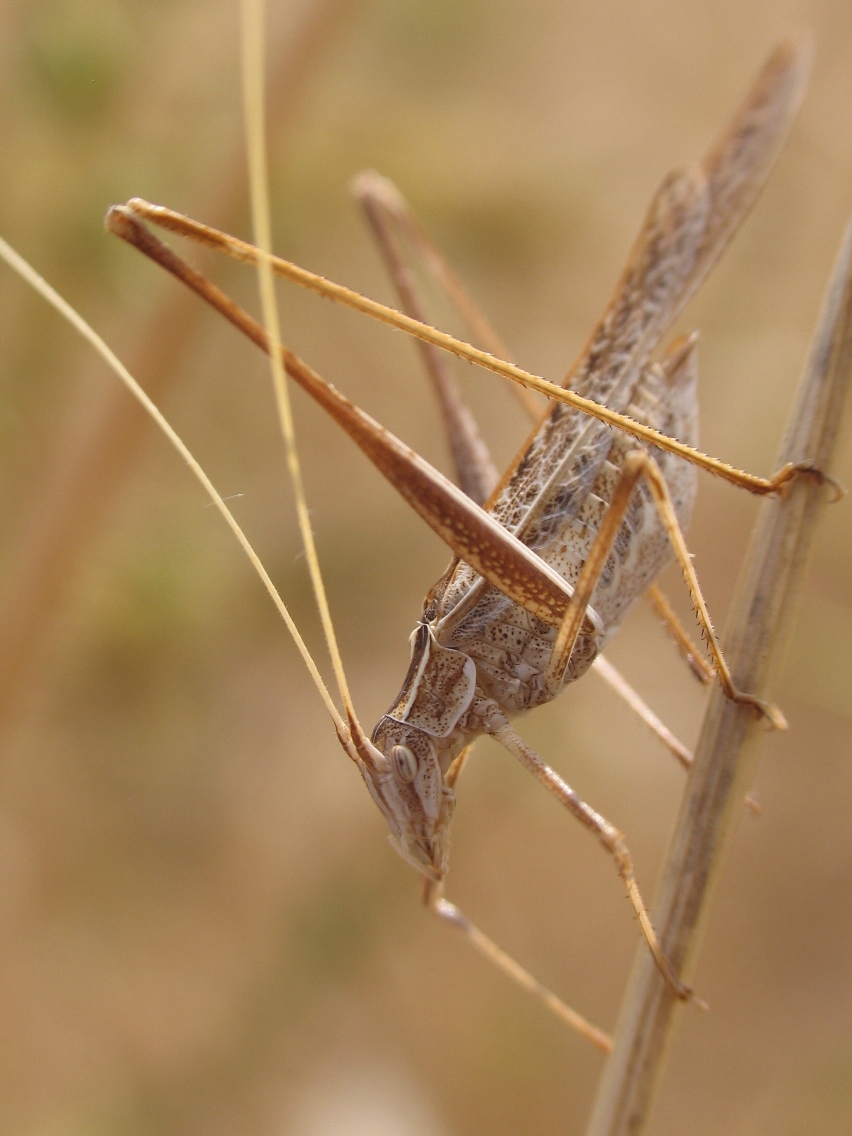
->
489, 715, 701, 1004
545, 448, 786, 729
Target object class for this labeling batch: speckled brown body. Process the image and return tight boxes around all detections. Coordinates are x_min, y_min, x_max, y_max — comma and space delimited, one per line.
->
366, 341, 698, 878
356, 39, 806, 878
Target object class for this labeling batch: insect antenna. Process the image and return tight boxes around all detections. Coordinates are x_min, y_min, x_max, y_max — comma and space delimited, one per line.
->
238, 0, 366, 757
0, 233, 346, 744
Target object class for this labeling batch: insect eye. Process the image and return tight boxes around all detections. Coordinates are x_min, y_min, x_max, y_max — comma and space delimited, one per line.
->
392, 744, 419, 783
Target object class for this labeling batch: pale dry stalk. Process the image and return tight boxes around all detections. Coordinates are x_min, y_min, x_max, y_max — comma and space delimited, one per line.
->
586, 218, 852, 1136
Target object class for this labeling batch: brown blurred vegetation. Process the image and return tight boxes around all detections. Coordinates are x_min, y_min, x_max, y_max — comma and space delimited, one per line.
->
0, 1, 851, 1134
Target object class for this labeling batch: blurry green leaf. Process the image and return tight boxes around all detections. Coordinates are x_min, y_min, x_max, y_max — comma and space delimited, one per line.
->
374, 0, 489, 83
22, 5, 130, 122
289, 870, 385, 990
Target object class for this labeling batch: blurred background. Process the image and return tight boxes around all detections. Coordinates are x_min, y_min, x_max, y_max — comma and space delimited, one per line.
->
0, 1, 851, 1133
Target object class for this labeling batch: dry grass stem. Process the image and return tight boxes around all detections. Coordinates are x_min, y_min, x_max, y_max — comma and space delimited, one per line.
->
585, 217, 852, 1136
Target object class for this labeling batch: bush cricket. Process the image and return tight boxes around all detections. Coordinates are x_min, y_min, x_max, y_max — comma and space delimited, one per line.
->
0, 29, 827, 1057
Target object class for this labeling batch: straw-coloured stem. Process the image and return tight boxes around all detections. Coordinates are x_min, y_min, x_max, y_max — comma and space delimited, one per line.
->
585, 218, 852, 1136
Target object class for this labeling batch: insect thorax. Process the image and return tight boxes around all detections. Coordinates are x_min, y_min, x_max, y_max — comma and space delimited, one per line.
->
370, 338, 700, 818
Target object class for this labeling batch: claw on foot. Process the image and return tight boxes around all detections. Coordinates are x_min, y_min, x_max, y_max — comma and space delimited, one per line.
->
689, 989, 710, 1012
734, 691, 787, 731
771, 459, 844, 502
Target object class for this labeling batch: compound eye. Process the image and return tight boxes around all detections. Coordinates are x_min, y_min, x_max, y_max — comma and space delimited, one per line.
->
391, 743, 419, 783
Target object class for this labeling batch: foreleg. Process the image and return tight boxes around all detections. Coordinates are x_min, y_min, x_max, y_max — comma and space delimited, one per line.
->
545, 449, 786, 729
424, 876, 612, 1052
490, 718, 701, 1004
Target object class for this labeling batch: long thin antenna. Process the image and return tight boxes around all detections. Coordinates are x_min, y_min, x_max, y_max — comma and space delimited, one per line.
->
0, 234, 346, 738
240, 0, 360, 737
